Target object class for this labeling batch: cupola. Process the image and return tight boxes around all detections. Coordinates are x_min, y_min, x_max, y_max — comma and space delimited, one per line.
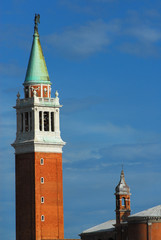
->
115, 169, 130, 195
115, 169, 131, 225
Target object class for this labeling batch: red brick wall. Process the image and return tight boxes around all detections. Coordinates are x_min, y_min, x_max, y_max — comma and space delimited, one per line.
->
35, 152, 64, 240
116, 221, 161, 240
151, 222, 161, 239
128, 223, 147, 240
16, 153, 35, 240
128, 222, 161, 240
16, 152, 64, 240
28, 85, 51, 98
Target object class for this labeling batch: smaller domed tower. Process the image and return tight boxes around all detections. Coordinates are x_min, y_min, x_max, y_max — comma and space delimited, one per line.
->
115, 169, 131, 225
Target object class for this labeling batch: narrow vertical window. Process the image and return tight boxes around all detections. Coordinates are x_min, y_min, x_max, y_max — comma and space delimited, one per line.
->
25, 112, 29, 132
51, 112, 54, 132
41, 177, 44, 184
40, 158, 44, 165
25, 87, 29, 98
41, 215, 45, 221
122, 197, 125, 206
39, 111, 42, 131
30, 112, 32, 131
21, 113, 23, 132
44, 112, 49, 131
41, 197, 44, 203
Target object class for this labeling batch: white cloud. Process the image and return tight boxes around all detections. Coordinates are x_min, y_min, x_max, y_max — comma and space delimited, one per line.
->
119, 10, 161, 57
45, 19, 120, 57
63, 141, 161, 168
83, 122, 135, 135
64, 146, 101, 163
63, 117, 157, 144
126, 26, 161, 43
101, 142, 161, 161
43, 10, 161, 58
63, 118, 161, 165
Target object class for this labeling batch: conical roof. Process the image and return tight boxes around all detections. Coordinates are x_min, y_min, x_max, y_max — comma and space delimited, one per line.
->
115, 169, 130, 195
24, 14, 51, 85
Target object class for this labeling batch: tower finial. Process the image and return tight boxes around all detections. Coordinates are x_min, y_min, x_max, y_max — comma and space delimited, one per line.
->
34, 13, 40, 34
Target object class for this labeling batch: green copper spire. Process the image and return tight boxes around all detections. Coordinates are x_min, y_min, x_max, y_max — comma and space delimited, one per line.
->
24, 14, 51, 85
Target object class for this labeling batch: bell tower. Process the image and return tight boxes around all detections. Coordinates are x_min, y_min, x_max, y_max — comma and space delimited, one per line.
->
12, 14, 65, 240
115, 169, 131, 225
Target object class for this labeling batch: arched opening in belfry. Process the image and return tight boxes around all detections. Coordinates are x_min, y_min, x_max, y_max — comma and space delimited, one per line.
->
122, 197, 125, 206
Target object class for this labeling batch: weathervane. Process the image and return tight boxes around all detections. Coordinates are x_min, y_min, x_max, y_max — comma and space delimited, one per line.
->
34, 13, 40, 33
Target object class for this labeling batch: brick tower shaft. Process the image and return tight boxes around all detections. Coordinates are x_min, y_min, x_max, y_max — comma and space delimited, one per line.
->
12, 14, 65, 240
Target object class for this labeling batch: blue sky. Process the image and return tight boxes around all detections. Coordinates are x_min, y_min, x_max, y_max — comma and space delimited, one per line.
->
1, 0, 161, 239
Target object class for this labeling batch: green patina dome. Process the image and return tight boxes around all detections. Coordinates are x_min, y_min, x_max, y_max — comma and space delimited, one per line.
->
24, 21, 51, 85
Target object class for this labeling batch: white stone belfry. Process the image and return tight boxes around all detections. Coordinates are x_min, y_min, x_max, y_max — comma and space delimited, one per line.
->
12, 94, 65, 154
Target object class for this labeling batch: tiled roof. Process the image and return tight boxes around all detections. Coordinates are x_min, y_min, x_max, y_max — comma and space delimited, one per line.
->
129, 205, 161, 219
80, 219, 115, 234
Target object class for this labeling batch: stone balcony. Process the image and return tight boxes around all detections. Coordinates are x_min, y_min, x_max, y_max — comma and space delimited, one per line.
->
15, 95, 61, 108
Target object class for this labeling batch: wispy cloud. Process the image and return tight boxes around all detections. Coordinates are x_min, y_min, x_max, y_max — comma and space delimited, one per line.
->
126, 26, 161, 43
120, 10, 161, 57
63, 117, 160, 144
45, 19, 120, 57
64, 146, 102, 163
101, 142, 161, 161
63, 117, 161, 167
63, 142, 161, 170
44, 9, 161, 58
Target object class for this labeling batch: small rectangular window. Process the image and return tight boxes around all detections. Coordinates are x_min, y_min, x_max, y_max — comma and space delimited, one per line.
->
41, 197, 44, 203
44, 112, 49, 131
39, 111, 42, 131
41, 215, 45, 221
41, 177, 44, 184
51, 112, 54, 132
40, 158, 44, 165
25, 112, 29, 132
25, 87, 29, 98
30, 112, 32, 131
21, 113, 23, 132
